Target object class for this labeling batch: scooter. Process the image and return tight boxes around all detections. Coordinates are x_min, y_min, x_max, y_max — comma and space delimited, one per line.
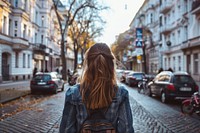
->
181, 92, 200, 116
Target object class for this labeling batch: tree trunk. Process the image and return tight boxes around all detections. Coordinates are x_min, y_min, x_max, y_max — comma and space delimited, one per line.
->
74, 48, 78, 71
61, 39, 67, 80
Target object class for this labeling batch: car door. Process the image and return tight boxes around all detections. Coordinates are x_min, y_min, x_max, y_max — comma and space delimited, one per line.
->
56, 74, 63, 88
149, 75, 160, 94
156, 74, 171, 96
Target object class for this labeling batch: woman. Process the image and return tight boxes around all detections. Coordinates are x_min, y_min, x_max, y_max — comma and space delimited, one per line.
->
59, 43, 134, 133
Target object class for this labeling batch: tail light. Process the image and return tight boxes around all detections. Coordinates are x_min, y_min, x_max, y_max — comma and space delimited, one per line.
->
167, 84, 175, 91
31, 81, 36, 85
195, 85, 199, 92
130, 77, 136, 80
47, 81, 55, 85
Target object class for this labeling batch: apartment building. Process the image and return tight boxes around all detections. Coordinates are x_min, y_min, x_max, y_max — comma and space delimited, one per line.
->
129, 0, 200, 82
0, 0, 74, 83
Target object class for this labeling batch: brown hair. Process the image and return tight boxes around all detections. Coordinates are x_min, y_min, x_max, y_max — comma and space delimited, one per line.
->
80, 43, 117, 109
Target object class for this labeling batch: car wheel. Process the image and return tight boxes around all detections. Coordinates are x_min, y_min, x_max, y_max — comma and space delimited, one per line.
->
53, 85, 58, 94
148, 87, 152, 97
161, 92, 167, 103
61, 84, 64, 91
31, 89, 36, 94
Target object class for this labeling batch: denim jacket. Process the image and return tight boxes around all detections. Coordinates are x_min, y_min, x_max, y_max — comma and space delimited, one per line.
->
59, 84, 134, 133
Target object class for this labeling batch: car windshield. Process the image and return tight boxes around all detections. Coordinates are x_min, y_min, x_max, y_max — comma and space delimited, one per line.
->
132, 73, 144, 79
174, 75, 195, 84
34, 75, 51, 81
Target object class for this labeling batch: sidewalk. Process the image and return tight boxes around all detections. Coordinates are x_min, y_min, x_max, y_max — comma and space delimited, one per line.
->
0, 81, 31, 103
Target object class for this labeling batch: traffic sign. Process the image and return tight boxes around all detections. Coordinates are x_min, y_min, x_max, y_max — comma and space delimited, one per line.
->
135, 48, 143, 55
135, 41, 143, 47
136, 28, 143, 40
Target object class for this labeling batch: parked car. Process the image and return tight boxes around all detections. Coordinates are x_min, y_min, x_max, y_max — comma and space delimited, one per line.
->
147, 71, 199, 103
120, 70, 132, 83
30, 72, 65, 94
116, 69, 124, 81
126, 72, 145, 87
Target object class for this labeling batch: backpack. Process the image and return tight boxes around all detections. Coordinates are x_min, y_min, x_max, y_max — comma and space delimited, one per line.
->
80, 108, 116, 133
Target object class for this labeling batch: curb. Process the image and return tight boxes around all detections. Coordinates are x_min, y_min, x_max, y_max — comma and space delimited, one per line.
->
0, 89, 30, 104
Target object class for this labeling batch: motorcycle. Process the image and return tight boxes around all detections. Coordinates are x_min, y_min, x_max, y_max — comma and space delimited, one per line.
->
181, 92, 200, 116
137, 78, 148, 94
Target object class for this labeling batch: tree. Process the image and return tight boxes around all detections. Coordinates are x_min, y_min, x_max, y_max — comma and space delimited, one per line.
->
52, 0, 100, 80
68, 3, 107, 70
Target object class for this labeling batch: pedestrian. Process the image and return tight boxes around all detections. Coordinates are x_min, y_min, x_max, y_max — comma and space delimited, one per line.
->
168, 67, 173, 72
158, 67, 163, 74
45, 68, 49, 72
33, 67, 37, 77
59, 43, 134, 133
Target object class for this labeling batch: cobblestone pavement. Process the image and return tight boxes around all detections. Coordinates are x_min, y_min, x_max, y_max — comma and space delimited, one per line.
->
127, 84, 200, 133
0, 84, 200, 133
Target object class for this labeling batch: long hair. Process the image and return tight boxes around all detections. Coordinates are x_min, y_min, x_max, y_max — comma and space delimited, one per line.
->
80, 43, 118, 109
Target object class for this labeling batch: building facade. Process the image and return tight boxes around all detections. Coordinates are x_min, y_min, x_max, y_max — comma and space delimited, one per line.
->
0, 0, 74, 83
129, 0, 200, 82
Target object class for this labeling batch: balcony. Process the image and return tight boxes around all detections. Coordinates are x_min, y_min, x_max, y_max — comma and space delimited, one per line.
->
160, 2, 173, 14
32, 43, 46, 53
191, 1, 200, 15
12, 37, 29, 50
160, 24, 175, 34
0, 33, 29, 50
181, 36, 200, 51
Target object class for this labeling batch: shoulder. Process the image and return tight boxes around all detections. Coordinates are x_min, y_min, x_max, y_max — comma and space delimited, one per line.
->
65, 84, 82, 104
117, 84, 129, 97
113, 84, 129, 103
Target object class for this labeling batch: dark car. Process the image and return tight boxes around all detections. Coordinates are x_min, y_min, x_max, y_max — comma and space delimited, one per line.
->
30, 72, 65, 94
120, 70, 132, 83
147, 71, 199, 103
126, 72, 145, 87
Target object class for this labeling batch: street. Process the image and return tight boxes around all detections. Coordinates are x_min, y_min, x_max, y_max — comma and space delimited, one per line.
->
0, 83, 200, 133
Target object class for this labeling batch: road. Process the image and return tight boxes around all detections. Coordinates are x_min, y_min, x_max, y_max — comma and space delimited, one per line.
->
0, 83, 200, 133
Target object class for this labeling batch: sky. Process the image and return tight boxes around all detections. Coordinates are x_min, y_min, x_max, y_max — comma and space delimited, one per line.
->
61, 0, 145, 46
98, 0, 145, 46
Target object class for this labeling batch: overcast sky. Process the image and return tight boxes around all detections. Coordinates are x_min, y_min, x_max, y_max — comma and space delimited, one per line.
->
98, 0, 145, 46
61, 0, 145, 46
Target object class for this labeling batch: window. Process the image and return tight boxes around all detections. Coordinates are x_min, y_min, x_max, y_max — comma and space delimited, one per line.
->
41, 16, 44, 27
23, 24, 26, 38
168, 57, 171, 69
28, 29, 31, 37
159, 16, 162, 27
14, 21, 18, 37
194, 53, 199, 74
41, 35, 44, 44
23, 53, 26, 68
35, 33, 37, 43
150, 13, 153, 23
9, 19, 12, 36
173, 56, 176, 71
164, 58, 167, 70
184, 26, 188, 41
178, 56, 181, 71
184, 0, 188, 13
24, 0, 27, 10
178, 30, 181, 44
15, 52, 19, 68
3, 16, 7, 34
158, 75, 170, 82
187, 55, 191, 74
14, 0, 18, 7
35, 11, 38, 24
28, 54, 30, 68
